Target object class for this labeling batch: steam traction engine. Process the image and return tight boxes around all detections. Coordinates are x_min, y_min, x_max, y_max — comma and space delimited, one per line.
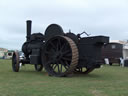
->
12, 20, 109, 77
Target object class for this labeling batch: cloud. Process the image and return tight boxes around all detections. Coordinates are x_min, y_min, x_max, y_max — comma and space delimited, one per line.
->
0, 0, 128, 50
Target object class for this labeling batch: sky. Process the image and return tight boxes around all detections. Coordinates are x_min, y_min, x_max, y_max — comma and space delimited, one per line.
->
0, 0, 128, 50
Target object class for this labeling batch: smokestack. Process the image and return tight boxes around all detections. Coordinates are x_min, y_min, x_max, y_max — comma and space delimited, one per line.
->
26, 20, 32, 41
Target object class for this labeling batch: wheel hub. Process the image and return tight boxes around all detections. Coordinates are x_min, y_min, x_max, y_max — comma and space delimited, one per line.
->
55, 52, 62, 60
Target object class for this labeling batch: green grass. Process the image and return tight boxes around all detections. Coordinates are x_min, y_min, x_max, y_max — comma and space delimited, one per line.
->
0, 59, 128, 96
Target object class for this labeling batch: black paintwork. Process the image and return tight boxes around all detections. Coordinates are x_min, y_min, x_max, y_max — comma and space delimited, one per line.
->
21, 20, 109, 72
77, 36, 109, 68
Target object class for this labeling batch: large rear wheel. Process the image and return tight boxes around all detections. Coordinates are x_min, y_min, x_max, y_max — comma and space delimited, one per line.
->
42, 36, 79, 77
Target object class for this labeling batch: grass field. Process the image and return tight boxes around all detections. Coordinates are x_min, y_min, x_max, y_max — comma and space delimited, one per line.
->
0, 59, 128, 96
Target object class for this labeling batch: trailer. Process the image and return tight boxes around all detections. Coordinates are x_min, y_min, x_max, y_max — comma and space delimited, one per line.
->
102, 41, 128, 66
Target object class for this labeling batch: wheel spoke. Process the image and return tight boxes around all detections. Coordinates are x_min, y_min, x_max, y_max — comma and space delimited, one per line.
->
55, 38, 61, 51
63, 65, 68, 70
61, 60, 70, 69
53, 64, 57, 70
58, 38, 61, 49
61, 43, 69, 51
60, 60, 65, 72
49, 42, 56, 50
60, 63, 63, 72
64, 53, 72, 57
51, 63, 54, 67
57, 63, 60, 73
60, 60, 69, 71
62, 57, 71, 61
56, 42, 59, 51
65, 61, 70, 67
60, 43, 66, 51
62, 50, 71, 55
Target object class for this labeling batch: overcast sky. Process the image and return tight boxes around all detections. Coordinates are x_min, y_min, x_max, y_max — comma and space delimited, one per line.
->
0, 0, 128, 50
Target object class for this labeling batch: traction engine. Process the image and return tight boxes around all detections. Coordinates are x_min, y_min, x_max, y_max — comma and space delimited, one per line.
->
12, 20, 109, 77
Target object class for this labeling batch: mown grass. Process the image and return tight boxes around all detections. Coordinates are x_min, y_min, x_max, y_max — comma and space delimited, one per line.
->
0, 59, 128, 96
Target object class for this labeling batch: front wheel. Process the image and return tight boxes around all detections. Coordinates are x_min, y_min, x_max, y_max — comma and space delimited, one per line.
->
12, 51, 20, 72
